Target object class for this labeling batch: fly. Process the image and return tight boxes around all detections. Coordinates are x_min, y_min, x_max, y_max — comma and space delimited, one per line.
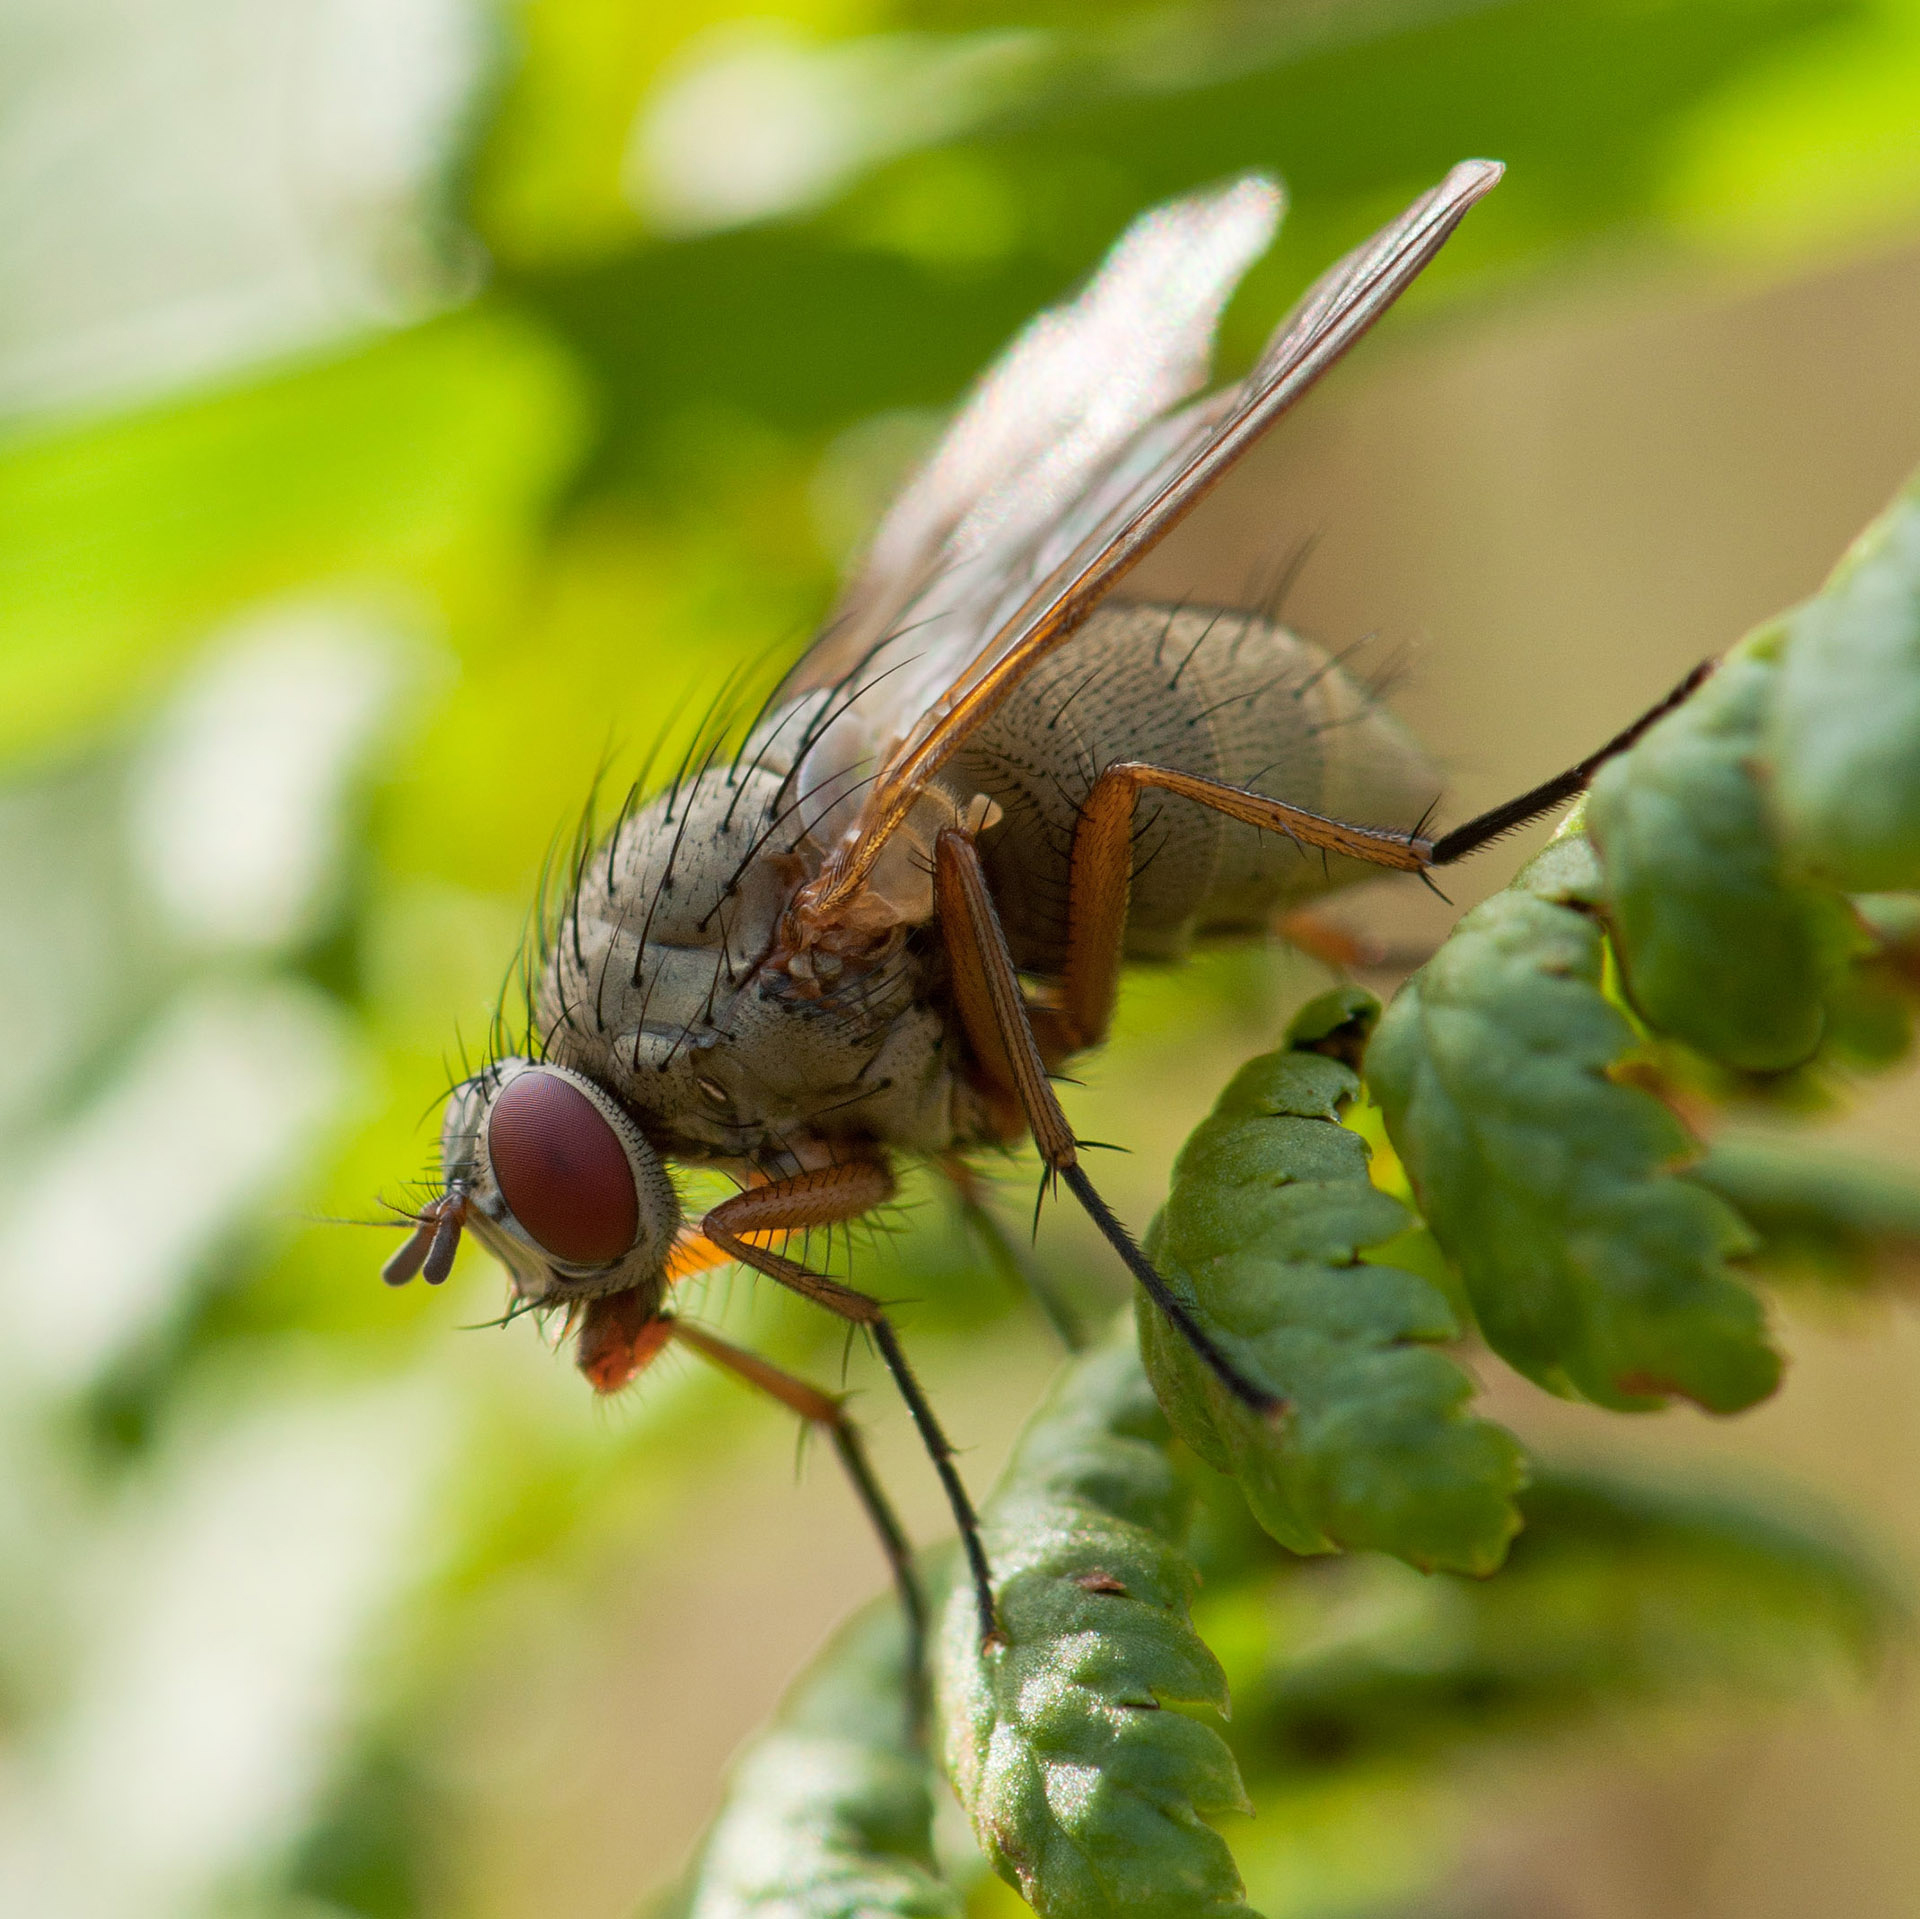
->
382, 159, 1708, 1673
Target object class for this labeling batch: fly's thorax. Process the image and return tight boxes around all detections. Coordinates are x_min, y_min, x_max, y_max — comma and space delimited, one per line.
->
538, 764, 960, 1159
439, 1058, 680, 1306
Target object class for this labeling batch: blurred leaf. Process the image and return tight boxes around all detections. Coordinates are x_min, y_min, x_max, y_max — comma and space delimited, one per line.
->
289, 1742, 439, 1919
1219, 1464, 1898, 1782
1814, 896, 1920, 1076
491, 0, 1860, 503
1589, 632, 1865, 1073
1666, 2, 1920, 269
1691, 1135, 1920, 1290
676, 1596, 959, 1919
1138, 988, 1525, 1576
0, 314, 584, 762
1774, 466, 1920, 892
1367, 835, 1777, 1412
938, 1336, 1253, 1919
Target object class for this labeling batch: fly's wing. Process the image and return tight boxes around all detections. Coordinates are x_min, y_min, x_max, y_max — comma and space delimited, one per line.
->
794, 158, 1503, 920
777, 174, 1284, 712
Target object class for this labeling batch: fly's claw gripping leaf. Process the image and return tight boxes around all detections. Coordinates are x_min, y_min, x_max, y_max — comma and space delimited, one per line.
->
1367, 845, 1779, 1413
1588, 632, 1865, 1073
1140, 989, 1525, 1576
683, 1599, 958, 1919
1773, 469, 1920, 892
939, 1339, 1256, 1919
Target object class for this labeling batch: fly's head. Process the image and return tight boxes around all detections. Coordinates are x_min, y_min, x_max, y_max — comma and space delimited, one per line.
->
383, 1057, 682, 1325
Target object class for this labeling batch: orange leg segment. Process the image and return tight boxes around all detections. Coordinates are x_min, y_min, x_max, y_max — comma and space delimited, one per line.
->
1053, 662, 1719, 1053
1060, 762, 1428, 1055
692, 1156, 1002, 1647
934, 828, 1284, 1422
667, 1316, 928, 1704
935, 830, 1078, 1172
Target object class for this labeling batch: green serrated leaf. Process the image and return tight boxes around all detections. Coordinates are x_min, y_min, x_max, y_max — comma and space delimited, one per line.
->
1137, 990, 1524, 1576
1690, 1135, 1920, 1290
1773, 471, 1920, 892
1589, 631, 1864, 1072
939, 1338, 1254, 1919
1367, 844, 1777, 1413
681, 1597, 958, 1919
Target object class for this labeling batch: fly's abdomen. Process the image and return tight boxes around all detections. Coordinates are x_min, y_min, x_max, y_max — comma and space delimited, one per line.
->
948, 601, 1438, 976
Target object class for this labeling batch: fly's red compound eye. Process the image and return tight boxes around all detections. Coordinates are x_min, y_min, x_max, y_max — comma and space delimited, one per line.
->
486, 1070, 640, 1266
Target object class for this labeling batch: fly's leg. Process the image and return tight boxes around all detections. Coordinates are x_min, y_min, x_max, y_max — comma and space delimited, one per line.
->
935, 829, 1284, 1421
972, 666, 1718, 1402
939, 1153, 1088, 1352
697, 1161, 1003, 1648
1272, 907, 1387, 972
1055, 659, 1719, 1052
1422, 659, 1713, 861
665, 1316, 929, 1719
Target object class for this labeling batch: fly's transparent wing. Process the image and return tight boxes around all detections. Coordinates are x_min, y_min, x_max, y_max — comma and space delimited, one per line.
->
777, 174, 1283, 707
794, 158, 1503, 919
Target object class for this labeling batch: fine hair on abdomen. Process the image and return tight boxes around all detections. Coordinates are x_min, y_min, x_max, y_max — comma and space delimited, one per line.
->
946, 601, 1438, 977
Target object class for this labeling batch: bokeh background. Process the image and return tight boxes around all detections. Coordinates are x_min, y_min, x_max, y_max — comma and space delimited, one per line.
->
3, 2, 1919, 1915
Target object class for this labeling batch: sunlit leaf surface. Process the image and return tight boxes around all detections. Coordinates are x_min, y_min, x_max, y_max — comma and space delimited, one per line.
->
1368, 838, 1778, 1412
939, 1338, 1253, 1919
1774, 473, 1920, 892
1140, 989, 1525, 1575
678, 1599, 959, 1919
1589, 635, 1864, 1073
